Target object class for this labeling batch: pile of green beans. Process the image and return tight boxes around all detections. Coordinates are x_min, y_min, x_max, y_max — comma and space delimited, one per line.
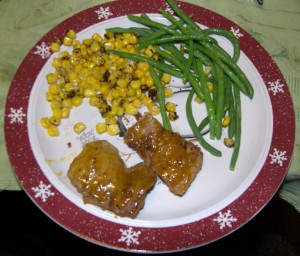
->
107, 0, 253, 170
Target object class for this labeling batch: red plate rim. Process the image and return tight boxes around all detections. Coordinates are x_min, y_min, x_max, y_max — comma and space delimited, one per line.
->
4, 0, 295, 253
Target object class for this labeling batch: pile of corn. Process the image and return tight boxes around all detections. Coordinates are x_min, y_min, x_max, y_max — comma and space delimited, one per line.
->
40, 29, 175, 137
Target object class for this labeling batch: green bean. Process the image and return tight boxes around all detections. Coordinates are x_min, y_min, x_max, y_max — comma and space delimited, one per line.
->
149, 65, 172, 131
198, 116, 209, 132
182, 40, 195, 84
230, 84, 242, 171
228, 82, 236, 139
204, 28, 240, 63
186, 89, 221, 156
214, 64, 225, 139
107, 49, 183, 78
155, 47, 204, 99
105, 27, 151, 36
196, 57, 216, 140
128, 14, 178, 36
136, 34, 218, 52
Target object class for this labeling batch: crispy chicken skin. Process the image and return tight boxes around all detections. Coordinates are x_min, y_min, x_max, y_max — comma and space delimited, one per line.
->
124, 113, 203, 196
67, 140, 156, 218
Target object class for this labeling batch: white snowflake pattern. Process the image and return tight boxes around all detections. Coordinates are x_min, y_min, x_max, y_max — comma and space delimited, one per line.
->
95, 6, 113, 20
76, 129, 97, 146
31, 181, 55, 202
230, 27, 244, 38
268, 79, 284, 95
34, 42, 51, 59
269, 148, 287, 166
7, 107, 26, 124
213, 210, 237, 230
118, 227, 141, 246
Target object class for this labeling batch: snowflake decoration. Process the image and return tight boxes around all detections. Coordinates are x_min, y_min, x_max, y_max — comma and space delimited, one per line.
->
95, 6, 113, 20
7, 107, 26, 124
268, 79, 284, 95
118, 227, 141, 246
34, 42, 51, 59
269, 148, 287, 166
76, 129, 97, 147
31, 181, 55, 202
230, 27, 244, 38
213, 210, 237, 230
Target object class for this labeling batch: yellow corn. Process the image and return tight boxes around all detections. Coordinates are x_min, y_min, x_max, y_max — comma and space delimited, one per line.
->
107, 124, 120, 136
95, 122, 107, 134
165, 102, 176, 112
47, 126, 59, 136
224, 138, 235, 148
40, 117, 51, 129
222, 115, 231, 127
74, 122, 86, 134
194, 95, 204, 104
147, 102, 160, 115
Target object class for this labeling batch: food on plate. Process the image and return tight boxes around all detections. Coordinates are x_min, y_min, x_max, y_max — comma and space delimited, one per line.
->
67, 140, 157, 218
124, 113, 203, 195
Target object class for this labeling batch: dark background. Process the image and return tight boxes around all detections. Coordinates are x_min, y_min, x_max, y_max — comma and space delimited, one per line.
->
0, 191, 299, 256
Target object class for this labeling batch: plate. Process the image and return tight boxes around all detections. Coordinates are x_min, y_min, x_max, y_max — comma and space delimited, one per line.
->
5, 0, 295, 253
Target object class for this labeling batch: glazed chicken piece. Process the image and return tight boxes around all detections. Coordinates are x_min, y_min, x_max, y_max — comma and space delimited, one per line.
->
67, 140, 156, 218
124, 113, 203, 196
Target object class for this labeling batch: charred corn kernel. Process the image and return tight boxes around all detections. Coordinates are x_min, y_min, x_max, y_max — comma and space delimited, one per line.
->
130, 80, 141, 89
204, 66, 212, 76
161, 73, 171, 84
40, 117, 51, 129
95, 122, 107, 134
52, 108, 61, 119
125, 104, 138, 115
71, 96, 82, 107
63, 37, 73, 46
48, 84, 60, 95
49, 116, 61, 126
165, 102, 176, 112
47, 126, 59, 136
61, 108, 70, 118
147, 102, 160, 115
168, 111, 179, 121
83, 89, 96, 98
224, 137, 235, 148
144, 46, 155, 57
107, 124, 120, 136
208, 82, 214, 92
46, 73, 58, 84
194, 95, 204, 104
66, 29, 76, 39
74, 122, 86, 134
105, 117, 117, 125
222, 115, 231, 127
164, 87, 173, 98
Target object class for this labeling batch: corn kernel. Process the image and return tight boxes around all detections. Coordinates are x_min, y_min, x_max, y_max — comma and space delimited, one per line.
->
204, 66, 212, 76
46, 73, 58, 84
66, 29, 76, 39
83, 89, 96, 98
95, 122, 107, 134
107, 124, 120, 136
105, 116, 117, 125
74, 122, 86, 134
165, 102, 176, 112
130, 80, 141, 90
47, 126, 59, 136
40, 117, 51, 129
222, 115, 231, 127
164, 87, 173, 98
132, 99, 142, 108
49, 116, 61, 126
125, 104, 138, 115
61, 108, 70, 118
48, 84, 60, 95
147, 102, 160, 115
62, 99, 73, 108
194, 95, 204, 104
161, 73, 171, 84
224, 137, 235, 148
63, 36, 73, 46
71, 96, 82, 107
52, 108, 61, 119
208, 82, 214, 92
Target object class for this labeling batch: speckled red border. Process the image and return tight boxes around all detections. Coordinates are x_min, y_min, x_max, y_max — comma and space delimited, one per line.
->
4, 0, 295, 253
